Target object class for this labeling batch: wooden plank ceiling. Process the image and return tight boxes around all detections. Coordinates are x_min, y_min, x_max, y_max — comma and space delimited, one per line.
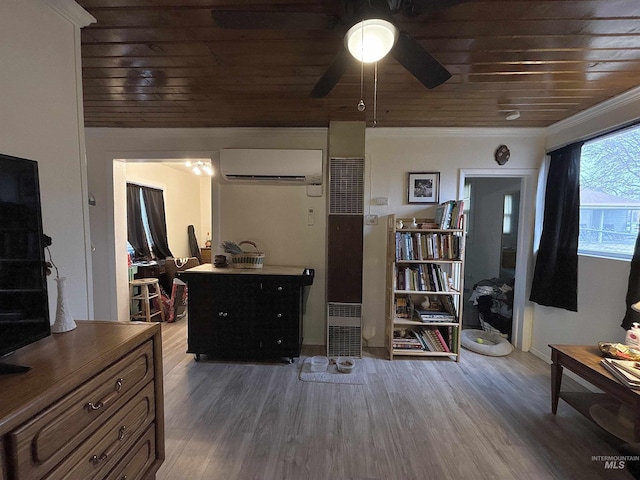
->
77, 0, 640, 128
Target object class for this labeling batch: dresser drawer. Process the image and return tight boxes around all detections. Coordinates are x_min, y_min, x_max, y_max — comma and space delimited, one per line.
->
10, 340, 154, 479
44, 381, 155, 480
104, 423, 156, 480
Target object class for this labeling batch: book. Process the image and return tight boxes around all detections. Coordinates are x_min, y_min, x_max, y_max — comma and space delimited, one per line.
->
601, 359, 640, 389
608, 359, 640, 379
434, 328, 451, 353
414, 309, 455, 322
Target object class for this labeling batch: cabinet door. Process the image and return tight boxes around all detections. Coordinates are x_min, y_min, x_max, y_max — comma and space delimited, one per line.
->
255, 278, 302, 358
210, 278, 256, 358
186, 274, 259, 358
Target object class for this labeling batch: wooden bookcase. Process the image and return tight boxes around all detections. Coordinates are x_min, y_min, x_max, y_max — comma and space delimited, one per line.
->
385, 214, 465, 361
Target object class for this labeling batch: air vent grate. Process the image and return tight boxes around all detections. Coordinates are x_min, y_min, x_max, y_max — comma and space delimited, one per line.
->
328, 303, 361, 318
329, 158, 364, 214
327, 302, 362, 357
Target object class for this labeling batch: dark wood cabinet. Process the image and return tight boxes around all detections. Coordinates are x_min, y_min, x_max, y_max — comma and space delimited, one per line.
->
180, 265, 314, 362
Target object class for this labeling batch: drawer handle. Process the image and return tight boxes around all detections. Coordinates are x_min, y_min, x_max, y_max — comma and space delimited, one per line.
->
86, 378, 124, 411
90, 425, 126, 465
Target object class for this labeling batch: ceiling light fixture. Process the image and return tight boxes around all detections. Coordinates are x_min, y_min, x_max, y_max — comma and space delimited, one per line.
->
505, 110, 521, 121
185, 160, 213, 176
345, 18, 398, 63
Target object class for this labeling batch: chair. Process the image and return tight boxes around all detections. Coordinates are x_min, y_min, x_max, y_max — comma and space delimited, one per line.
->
164, 257, 200, 322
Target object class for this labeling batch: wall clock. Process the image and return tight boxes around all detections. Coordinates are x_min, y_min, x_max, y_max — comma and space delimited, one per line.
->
495, 145, 510, 165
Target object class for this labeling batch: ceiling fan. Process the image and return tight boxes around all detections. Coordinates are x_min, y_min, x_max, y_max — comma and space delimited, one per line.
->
211, 0, 470, 98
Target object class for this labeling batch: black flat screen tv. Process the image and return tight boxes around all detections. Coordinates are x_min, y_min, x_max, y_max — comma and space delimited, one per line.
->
0, 153, 50, 373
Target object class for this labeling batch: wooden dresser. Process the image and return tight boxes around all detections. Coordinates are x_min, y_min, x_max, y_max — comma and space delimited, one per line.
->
0, 320, 164, 480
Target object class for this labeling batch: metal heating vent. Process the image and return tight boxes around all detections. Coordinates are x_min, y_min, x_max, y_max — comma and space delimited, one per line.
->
327, 302, 362, 358
329, 158, 364, 214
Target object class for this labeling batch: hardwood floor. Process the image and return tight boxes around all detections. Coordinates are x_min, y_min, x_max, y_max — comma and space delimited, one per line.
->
156, 319, 634, 480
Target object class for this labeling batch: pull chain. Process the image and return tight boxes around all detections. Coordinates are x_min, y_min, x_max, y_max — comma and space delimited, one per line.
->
373, 62, 378, 127
357, 20, 365, 112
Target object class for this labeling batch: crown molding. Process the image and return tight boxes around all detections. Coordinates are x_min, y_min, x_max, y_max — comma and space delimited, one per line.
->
84, 127, 329, 138
365, 127, 546, 138
546, 85, 640, 138
40, 0, 96, 28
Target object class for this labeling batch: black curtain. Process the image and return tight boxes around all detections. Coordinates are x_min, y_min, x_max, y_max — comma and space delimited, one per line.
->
126, 183, 150, 259
529, 142, 584, 311
622, 233, 640, 330
141, 186, 173, 259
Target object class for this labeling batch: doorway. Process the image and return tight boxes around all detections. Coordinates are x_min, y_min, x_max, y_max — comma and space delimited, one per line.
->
463, 177, 521, 339
110, 156, 214, 323
458, 168, 538, 351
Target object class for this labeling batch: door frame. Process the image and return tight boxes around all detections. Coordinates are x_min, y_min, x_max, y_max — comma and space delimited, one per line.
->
459, 168, 538, 351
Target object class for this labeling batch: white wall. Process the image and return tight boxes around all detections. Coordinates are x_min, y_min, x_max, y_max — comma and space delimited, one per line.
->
85, 128, 328, 343
0, 0, 92, 323
362, 129, 546, 346
86, 127, 546, 346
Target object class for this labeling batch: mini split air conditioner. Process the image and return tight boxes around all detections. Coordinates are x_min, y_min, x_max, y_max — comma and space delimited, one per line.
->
217, 149, 323, 185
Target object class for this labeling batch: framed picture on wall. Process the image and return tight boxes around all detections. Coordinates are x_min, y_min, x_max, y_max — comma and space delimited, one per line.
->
407, 172, 440, 204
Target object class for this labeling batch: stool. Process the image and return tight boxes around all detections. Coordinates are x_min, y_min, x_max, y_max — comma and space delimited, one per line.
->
129, 278, 165, 322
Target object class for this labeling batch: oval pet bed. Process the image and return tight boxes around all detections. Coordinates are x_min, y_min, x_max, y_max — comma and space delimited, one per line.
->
461, 329, 513, 357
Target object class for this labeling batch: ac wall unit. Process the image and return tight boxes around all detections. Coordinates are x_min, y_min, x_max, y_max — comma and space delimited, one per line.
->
217, 148, 323, 185
327, 302, 362, 358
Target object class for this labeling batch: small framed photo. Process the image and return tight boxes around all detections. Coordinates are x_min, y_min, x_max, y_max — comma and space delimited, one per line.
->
407, 172, 440, 204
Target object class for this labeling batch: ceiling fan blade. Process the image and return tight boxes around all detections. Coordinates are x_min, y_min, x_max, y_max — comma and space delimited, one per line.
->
211, 10, 338, 30
310, 49, 352, 98
391, 32, 451, 89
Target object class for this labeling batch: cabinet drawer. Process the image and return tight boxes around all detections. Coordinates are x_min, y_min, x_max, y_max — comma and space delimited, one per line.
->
44, 381, 155, 480
103, 423, 156, 480
10, 340, 154, 478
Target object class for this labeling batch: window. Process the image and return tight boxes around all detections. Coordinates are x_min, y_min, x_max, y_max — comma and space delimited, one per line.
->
579, 125, 640, 260
463, 181, 472, 235
126, 183, 173, 260
503, 194, 513, 235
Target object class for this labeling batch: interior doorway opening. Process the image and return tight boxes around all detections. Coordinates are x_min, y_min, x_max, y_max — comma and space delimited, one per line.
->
463, 177, 521, 341
110, 157, 214, 323
459, 168, 538, 352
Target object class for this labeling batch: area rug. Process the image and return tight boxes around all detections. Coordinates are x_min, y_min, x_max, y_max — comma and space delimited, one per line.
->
298, 357, 367, 385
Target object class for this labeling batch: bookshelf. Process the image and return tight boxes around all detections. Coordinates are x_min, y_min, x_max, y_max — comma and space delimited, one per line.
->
385, 206, 465, 361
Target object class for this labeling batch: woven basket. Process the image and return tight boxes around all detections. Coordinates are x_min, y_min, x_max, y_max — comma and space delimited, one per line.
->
231, 241, 265, 269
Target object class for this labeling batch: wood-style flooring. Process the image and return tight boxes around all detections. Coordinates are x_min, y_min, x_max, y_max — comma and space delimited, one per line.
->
156, 319, 634, 480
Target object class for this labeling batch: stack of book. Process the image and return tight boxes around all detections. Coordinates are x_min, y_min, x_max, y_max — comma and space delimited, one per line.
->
414, 308, 456, 323
392, 327, 451, 352
600, 358, 640, 389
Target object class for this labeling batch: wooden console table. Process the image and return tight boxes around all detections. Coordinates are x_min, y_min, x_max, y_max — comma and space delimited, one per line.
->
550, 344, 640, 441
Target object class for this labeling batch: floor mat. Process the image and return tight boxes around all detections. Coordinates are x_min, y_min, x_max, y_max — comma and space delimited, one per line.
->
298, 357, 366, 385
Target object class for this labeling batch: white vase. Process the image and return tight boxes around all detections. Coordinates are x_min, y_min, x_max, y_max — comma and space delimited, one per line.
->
51, 277, 76, 333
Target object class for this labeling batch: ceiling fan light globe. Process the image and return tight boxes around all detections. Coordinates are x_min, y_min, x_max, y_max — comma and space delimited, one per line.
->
345, 19, 398, 63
